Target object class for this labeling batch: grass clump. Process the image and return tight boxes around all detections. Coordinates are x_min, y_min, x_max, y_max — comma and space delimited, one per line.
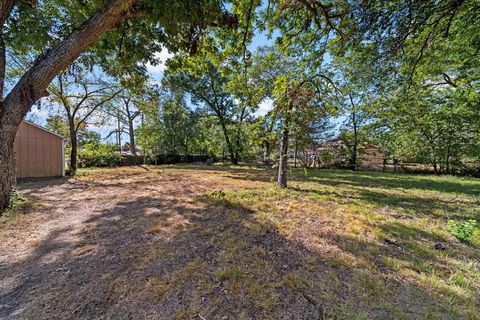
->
215, 266, 245, 282
283, 272, 306, 291
448, 219, 477, 242
215, 266, 244, 282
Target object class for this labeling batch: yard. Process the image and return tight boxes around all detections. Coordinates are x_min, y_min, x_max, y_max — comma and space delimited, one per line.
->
1, 165, 479, 319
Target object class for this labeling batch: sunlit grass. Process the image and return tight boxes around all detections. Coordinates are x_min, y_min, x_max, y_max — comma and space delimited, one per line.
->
208, 166, 480, 317
5, 165, 479, 318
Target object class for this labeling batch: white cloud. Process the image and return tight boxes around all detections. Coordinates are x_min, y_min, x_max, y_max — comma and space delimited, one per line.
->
25, 106, 50, 125
146, 49, 173, 75
255, 98, 274, 117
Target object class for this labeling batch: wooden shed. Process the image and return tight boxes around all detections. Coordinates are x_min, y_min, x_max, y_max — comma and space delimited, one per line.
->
14, 120, 66, 178
358, 145, 385, 170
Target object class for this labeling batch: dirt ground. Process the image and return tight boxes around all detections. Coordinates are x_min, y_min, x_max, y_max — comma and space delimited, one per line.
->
0, 165, 478, 319
0, 166, 276, 319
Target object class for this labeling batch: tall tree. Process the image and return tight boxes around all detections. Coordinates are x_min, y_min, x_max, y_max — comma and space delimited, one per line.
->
0, 0, 236, 208
0, 0, 143, 208
164, 60, 251, 165
49, 69, 121, 174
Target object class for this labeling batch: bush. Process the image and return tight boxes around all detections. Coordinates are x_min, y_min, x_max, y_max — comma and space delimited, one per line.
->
448, 219, 477, 242
120, 155, 145, 166
78, 143, 121, 168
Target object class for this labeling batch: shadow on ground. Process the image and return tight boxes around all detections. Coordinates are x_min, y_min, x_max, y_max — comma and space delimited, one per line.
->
0, 166, 478, 319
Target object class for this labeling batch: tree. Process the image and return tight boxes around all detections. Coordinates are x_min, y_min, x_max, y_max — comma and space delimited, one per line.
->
327, 44, 383, 169
45, 114, 100, 146
164, 60, 251, 165
360, 0, 480, 174
0, 0, 144, 208
0, 0, 236, 208
49, 69, 121, 174
105, 86, 156, 156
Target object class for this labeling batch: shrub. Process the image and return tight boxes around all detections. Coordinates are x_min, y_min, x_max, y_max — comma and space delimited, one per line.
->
448, 219, 477, 242
78, 143, 121, 168
120, 155, 145, 166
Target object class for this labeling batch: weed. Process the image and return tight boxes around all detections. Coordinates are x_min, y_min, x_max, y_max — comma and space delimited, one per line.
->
283, 272, 305, 291
448, 219, 477, 242
215, 266, 244, 282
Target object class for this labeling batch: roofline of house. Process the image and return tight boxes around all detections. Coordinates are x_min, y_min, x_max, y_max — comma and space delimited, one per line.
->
23, 120, 68, 140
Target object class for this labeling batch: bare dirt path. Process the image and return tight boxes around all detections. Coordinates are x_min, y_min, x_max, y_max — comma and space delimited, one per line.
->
0, 166, 270, 319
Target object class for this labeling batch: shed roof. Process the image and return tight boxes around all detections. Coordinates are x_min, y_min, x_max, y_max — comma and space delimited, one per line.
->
22, 120, 67, 140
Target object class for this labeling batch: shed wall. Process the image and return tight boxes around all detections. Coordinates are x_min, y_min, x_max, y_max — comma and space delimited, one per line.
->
14, 122, 65, 178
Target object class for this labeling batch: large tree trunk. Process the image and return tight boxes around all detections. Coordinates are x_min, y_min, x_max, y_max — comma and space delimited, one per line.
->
277, 110, 291, 188
0, 0, 139, 208
219, 121, 238, 165
0, 128, 15, 210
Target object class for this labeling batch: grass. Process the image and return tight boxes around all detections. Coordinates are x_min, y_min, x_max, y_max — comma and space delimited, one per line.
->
0, 189, 41, 242
197, 166, 480, 318
4, 165, 479, 319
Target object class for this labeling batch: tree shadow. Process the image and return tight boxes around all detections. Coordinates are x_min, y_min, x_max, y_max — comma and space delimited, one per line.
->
303, 170, 480, 197
1, 175, 476, 319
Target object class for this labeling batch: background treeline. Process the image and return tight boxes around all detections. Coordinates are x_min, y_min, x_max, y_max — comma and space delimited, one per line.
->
3, 0, 479, 199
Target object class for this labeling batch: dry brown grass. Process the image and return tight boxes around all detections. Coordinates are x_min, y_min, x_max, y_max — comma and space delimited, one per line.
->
1, 165, 479, 319
72, 244, 96, 256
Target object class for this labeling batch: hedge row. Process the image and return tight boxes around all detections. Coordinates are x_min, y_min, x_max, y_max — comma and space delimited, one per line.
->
80, 153, 213, 168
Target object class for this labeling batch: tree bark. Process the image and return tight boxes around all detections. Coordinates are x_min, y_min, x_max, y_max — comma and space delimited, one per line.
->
0, 128, 15, 210
128, 119, 136, 156
69, 118, 78, 175
219, 121, 238, 165
0, 0, 139, 208
124, 99, 137, 156
294, 136, 298, 168
263, 140, 270, 165
70, 133, 78, 175
0, 33, 6, 97
277, 108, 291, 188
0, 0, 14, 96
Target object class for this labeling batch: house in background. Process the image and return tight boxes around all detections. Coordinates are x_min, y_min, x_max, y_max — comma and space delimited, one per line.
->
317, 140, 385, 170
14, 120, 67, 178
358, 144, 385, 170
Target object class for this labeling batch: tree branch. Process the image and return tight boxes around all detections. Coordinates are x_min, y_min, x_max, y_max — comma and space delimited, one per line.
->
1, 0, 140, 136
0, 0, 14, 97
75, 89, 123, 131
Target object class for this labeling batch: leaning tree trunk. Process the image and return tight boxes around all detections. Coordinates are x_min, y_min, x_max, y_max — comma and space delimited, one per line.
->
0, 129, 16, 210
277, 111, 291, 188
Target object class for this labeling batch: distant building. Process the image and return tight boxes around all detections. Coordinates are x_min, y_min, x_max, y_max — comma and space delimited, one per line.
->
358, 145, 385, 170
317, 140, 385, 170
